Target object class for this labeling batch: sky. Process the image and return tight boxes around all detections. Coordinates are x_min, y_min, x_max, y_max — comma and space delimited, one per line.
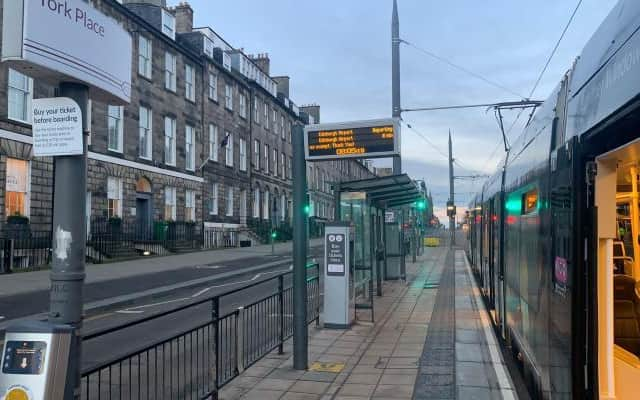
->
183, 0, 618, 222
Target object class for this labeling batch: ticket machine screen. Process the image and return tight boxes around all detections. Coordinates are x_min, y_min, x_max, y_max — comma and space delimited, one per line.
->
2, 341, 46, 375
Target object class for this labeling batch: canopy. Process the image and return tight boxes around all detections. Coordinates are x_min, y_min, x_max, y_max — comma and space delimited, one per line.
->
335, 174, 422, 209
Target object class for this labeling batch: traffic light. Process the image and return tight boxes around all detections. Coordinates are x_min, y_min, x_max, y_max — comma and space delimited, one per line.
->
271, 230, 277, 239
415, 199, 426, 210
303, 193, 311, 215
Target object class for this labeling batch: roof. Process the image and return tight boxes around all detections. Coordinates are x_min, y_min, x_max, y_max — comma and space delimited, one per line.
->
336, 174, 423, 209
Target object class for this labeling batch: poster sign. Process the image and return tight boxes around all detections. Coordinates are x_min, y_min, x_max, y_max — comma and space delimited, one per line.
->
304, 118, 400, 161
554, 256, 568, 297
2, 0, 132, 103
385, 211, 396, 223
326, 233, 346, 276
32, 98, 83, 156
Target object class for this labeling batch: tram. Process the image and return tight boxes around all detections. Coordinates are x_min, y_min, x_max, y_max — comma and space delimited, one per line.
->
466, 1, 640, 398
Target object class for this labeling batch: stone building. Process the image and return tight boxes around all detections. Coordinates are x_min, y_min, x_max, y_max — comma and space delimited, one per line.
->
0, 0, 376, 244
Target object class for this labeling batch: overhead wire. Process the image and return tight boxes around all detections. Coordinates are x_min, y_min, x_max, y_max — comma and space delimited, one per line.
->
402, 40, 527, 100
476, 0, 584, 174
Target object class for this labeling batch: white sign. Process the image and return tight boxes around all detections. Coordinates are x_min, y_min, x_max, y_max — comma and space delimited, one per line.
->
385, 211, 396, 223
32, 98, 83, 156
2, 0, 132, 103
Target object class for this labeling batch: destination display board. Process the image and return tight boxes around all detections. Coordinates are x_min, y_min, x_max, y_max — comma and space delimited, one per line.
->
304, 118, 400, 161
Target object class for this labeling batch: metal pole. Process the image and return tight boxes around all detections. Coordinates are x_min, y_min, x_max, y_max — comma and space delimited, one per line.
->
292, 124, 308, 370
49, 82, 88, 399
448, 131, 455, 246
392, 0, 402, 174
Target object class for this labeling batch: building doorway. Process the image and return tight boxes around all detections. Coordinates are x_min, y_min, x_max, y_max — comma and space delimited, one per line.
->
136, 177, 153, 237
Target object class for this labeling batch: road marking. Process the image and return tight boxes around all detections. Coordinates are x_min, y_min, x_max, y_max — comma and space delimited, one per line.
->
196, 265, 224, 270
84, 313, 112, 322
115, 310, 145, 314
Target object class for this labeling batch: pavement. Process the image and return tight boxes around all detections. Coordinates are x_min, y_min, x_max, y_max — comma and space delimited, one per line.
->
216, 243, 519, 400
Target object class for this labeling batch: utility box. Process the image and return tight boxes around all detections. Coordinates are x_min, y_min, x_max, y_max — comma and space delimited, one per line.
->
0, 321, 73, 400
323, 222, 355, 329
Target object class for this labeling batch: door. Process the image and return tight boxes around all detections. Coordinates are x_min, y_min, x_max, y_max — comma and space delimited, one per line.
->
136, 194, 152, 238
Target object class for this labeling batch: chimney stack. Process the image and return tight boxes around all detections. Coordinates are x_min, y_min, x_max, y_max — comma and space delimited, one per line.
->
300, 104, 320, 124
249, 53, 271, 75
173, 2, 193, 33
273, 76, 290, 98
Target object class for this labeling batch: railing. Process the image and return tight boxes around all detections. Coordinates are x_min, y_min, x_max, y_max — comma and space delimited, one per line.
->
80, 262, 321, 399
202, 229, 239, 249
0, 231, 52, 273
246, 218, 293, 243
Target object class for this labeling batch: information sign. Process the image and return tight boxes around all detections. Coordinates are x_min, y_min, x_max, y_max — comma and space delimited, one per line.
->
304, 119, 400, 161
326, 233, 346, 276
32, 98, 83, 157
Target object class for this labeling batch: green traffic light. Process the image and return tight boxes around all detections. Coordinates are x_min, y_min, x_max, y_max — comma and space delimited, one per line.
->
271, 231, 277, 239
303, 205, 310, 215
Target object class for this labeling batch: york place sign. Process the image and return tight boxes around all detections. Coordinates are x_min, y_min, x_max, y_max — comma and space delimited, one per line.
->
2, 0, 132, 104
32, 98, 83, 157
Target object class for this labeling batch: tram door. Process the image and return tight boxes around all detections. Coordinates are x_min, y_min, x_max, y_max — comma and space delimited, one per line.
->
487, 199, 496, 310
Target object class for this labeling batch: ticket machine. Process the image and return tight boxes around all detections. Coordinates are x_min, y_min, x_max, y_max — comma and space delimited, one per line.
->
0, 321, 72, 400
323, 222, 355, 328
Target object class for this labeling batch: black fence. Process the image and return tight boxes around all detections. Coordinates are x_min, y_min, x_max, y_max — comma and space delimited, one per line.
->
246, 218, 293, 243
0, 231, 52, 273
80, 262, 321, 399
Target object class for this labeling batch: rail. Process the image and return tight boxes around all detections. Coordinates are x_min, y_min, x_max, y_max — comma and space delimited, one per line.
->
80, 261, 321, 399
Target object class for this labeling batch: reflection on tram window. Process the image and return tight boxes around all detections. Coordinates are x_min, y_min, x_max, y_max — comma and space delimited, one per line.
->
523, 189, 538, 214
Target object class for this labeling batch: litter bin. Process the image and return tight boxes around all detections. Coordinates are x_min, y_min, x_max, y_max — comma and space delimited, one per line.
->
154, 221, 169, 240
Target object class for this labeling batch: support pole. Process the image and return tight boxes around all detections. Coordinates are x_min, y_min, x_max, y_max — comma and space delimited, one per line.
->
49, 82, 89, 400
448, 131, 455, 246
292, 124, 308, 370
392, 0, 402, 174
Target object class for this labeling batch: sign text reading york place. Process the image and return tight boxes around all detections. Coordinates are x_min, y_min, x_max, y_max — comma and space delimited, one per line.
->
304, 119, 400, 161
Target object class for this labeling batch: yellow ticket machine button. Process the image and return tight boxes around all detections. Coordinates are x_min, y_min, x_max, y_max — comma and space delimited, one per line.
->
5, 387, 30, 400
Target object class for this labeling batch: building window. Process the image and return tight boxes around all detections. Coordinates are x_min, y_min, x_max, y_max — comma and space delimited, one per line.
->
288, 122, 292, 143
280, 115, 285, 140
264, 144, 269, 171
5, 158, 29, 218
254, 97, 260, 123
7, 69, 33, 123
164, 52, 177, 92
164, 186, 176, 220
240, 190, 247, 220
263, 190, 270, 220
239, 139, 247, 171
280, 194, 286, 222
161, 9, 175, 40
139, 106, 152, 159
107, 177, 123, 218
288, 157, 292, 179
272, 149, 277, 174
185, 125, 195, 171
185, 190, 195, 221
272, 109, 277, 134
185, 64, 195, 102
239, 93, 247, 119
209, 124, 218, 162
225, 132, 233, 167
208, 73, 218, 101
225, 84, 233, 110
254, 139, 260, 170
107, 105, 124, 153
164, 116, 176, 165
226, 186, 234, 216
281, 153, 286, 178
138, 35, 152, 78
253, 189, 260, 218
264, 103, 269, 129
210, 183, 219, 215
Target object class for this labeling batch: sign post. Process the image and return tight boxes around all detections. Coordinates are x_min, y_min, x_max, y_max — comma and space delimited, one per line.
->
0, 1, 131, 398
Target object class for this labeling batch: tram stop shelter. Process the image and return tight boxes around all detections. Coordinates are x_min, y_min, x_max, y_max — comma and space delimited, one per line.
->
333, 174, 424, 320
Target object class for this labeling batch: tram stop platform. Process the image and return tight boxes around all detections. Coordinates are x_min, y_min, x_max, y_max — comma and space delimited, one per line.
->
218, 242, 518, 400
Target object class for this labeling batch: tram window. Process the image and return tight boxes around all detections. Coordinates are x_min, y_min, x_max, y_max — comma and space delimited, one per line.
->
523, 189, 538, 214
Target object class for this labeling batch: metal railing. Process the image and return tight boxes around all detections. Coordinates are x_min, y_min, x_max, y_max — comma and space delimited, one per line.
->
80, 262, 321, 399
0, 231, 52, 273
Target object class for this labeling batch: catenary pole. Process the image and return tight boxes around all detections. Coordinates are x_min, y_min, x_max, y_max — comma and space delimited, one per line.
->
292, 124, 308, 370
448, 131, 455, 246
49, 82, 89, 399
392, 0, 402, 174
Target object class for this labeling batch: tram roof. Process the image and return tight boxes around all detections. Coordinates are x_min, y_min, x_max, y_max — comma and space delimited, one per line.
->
335, 174, 423, 209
